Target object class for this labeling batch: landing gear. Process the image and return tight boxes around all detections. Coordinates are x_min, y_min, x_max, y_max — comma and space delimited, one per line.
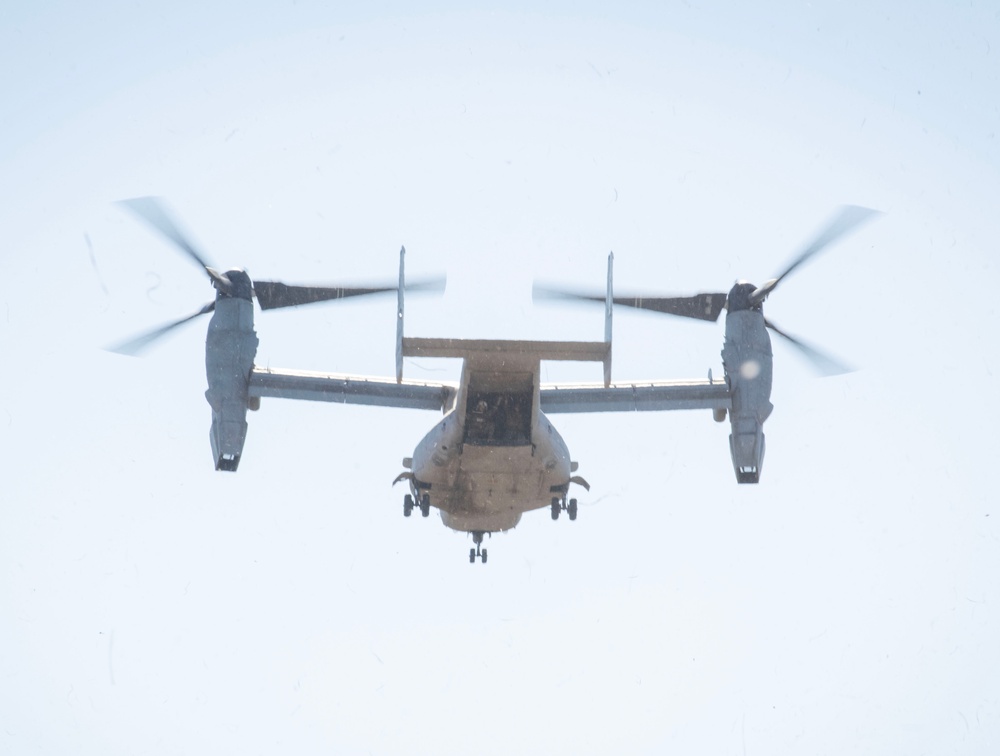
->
469, 531, 489, 564
551, 496, 579, 521
404, 492, 432, 518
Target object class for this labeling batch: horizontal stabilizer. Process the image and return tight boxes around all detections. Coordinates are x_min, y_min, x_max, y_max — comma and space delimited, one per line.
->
402, 337, 610, 372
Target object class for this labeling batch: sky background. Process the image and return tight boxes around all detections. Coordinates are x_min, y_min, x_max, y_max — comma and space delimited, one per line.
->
2, 2, 998, 754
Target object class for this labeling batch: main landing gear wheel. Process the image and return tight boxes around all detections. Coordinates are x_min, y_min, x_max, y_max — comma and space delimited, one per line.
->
469, 531, 489, 563
403, 494, 414, 517
420, 493, 431, 518
551, 496, 579, 521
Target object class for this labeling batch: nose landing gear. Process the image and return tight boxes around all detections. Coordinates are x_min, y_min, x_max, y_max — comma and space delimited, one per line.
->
469, 531, 489, 564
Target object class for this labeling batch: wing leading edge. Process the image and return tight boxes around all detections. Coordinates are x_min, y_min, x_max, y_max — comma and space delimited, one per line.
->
539, 379, 731, 414
250, 369, 730, 415
250, 367, 456, 411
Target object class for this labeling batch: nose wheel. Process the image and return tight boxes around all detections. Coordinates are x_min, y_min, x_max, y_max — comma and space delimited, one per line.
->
550, 496, 578, 521
469, 531, 489, 564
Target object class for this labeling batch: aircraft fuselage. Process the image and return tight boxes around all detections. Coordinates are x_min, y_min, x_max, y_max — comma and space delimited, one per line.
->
408, 407, 573, 533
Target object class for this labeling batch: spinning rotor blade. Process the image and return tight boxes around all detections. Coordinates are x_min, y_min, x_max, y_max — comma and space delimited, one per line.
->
253, 282, 397, 311
609, 293, 727, 322
764, 317, 852, 376
253, 275, 446, 311
751, 204, 880, 304
533, 285, 727, 323
402, 276, 448, 294
117, 196, 231, 292
108, 301, 216, 356
113, 197, 448, 356
531, 285, 590, 304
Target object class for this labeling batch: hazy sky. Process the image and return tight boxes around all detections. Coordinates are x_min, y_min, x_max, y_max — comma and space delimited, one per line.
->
2, 3, 998, 755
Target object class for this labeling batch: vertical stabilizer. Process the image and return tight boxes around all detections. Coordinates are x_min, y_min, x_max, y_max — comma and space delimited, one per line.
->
396, 246, 405, 383
604, 251, 613, 387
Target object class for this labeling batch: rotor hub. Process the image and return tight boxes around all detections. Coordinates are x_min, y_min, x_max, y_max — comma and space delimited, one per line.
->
219, 268, 253, 300
726, 281, 761, 313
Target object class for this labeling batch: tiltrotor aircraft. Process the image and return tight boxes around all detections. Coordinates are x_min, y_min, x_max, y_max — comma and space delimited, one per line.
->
112, 198, 878, 563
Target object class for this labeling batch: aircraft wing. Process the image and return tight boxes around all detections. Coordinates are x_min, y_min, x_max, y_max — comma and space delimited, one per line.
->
249, 367, 456, 411
249, 368, 731, 414
539, 379, 731, 413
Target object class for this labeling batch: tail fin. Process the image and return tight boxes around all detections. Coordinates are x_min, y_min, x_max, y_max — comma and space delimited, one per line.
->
604, 251, 613, 387
396, 246, 405, 383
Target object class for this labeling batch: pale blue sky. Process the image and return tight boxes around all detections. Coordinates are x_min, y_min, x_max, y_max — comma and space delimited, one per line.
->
2, 3, 998, 755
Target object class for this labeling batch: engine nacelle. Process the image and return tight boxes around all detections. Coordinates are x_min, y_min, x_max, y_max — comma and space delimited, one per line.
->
722, 308, 773, 484
728, 417, 766, 483
204, 295, 258, 471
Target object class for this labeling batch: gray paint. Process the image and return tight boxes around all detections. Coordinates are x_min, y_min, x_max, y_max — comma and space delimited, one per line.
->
204, 297, 257, 471
721, 309, 774, 483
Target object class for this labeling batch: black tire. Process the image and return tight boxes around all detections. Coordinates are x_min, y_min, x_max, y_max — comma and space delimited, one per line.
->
420, 493, 431, 518
481, 549, 488, 564
551, 503, 560, 521
568, 498, 578, 521
469, 548, 476, 563
403, 494, 413, 517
